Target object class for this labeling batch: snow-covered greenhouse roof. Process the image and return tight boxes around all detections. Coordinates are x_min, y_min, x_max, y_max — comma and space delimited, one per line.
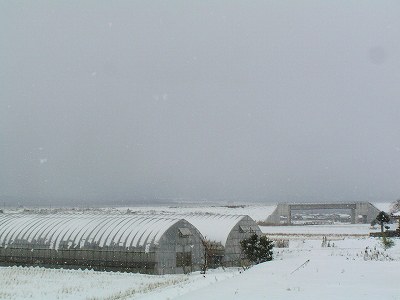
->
173, 214, 253, 246
0, 213, 183, 250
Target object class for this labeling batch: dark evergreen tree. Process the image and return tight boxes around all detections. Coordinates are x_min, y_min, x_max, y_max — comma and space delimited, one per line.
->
240, 234, 274, 264
375, 211, 391, 233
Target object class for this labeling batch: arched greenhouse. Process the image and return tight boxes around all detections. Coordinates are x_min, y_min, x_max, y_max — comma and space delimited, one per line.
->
0, 213, 205, 274
174, 214, 262, 267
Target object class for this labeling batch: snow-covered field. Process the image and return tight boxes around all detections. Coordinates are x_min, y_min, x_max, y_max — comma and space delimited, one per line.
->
117, 204, 277, 222
4, 204, 276, 222
260, 223, 399, 239
0, 204, 399, 300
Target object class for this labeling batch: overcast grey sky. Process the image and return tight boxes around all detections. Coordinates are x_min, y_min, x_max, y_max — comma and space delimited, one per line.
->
1, 1, 400, 205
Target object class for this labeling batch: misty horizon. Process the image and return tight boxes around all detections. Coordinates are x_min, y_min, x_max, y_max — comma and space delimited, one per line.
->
2, 2, 400, 206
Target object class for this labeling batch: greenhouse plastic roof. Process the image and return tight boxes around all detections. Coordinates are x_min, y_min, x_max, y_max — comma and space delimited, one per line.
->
174, 214, 249, 246
0, 213, 182, 250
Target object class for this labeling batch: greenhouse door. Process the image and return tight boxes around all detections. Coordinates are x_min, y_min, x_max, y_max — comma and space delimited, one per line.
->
176, 228, 193, 273
176, 248, 192, 274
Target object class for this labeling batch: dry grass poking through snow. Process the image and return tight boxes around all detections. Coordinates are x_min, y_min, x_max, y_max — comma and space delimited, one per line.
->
0, 266, 191, 300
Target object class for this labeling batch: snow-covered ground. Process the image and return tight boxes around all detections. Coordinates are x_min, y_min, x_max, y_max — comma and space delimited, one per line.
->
1, 204, 398, 299
261, 223, 398, 238
167, 239, 400, 300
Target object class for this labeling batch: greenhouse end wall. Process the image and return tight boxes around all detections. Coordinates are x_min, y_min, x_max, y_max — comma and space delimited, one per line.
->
223, 216, 262, 267
155, 219, 205, 274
